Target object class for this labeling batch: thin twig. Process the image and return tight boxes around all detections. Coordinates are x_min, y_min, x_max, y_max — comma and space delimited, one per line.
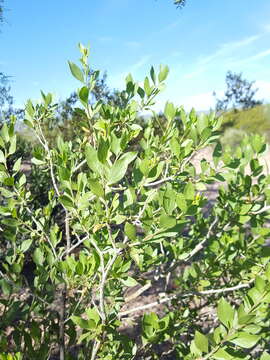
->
183, 216, 218, 262
144, 176, 173, 188
61, 234, 88, 259
73, 159, 87, 173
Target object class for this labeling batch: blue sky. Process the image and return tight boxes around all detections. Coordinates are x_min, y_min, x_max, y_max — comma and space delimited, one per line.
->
1, 0, 270, 111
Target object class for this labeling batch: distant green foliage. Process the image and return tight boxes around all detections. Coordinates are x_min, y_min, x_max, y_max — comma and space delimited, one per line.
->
220, 127, 247, 149
222, 104, 270, 143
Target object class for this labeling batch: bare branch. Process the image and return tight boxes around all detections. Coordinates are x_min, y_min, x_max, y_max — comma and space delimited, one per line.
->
119, 281, 252, 318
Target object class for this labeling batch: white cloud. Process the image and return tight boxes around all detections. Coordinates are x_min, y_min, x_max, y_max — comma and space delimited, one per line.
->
255, 80, 270, 102
262, 23, 270, 33
180, 91, 216, 111
228, 48, 270, 68
183, 66, 206, 79
181, 33, 264, 80
198, 34, 261, 67
245, 48, 270, 62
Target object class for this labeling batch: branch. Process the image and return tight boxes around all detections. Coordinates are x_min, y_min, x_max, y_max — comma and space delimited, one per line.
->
119, 281, 252, 317
124, 282, 152, 303
250, 205, 270, 215
73, 159, 87, 173
61, 234, 88, 259
144, 176, 173, 188
183, 216, 218, 262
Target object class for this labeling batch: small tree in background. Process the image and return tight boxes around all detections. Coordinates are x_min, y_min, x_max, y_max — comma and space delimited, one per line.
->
0, 73, 13, 122
214, 71, 263, 112
174, 0, 186, 8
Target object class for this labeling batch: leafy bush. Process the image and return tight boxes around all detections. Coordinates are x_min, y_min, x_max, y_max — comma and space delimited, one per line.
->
0, 44, 270, 360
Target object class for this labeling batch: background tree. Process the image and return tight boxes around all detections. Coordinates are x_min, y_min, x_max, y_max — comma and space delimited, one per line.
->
0, 72, 13, 121
214, 71, 262, 112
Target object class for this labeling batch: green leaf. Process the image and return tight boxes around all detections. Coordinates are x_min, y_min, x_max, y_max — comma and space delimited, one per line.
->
108, 152, 137, 185
137, 86, 145, 99
261, 352, 270, 360
160, 214, 176, 229
68, 61, 84, 82
97, 137, 109, 163
1, 123, 9, 142
184, 182, 195, 200
0, 187, 13, 198
124, 222, 136, 241
143, 312, 159, 338
239, 203, 252, 215
71, 316, 93, 330
121, 276, 138, 287
20, 239, 33, 253
176, 194, 187, 213
212, 348, 233, 359
0, 279, 12, 295
194, 331, 208, 353
170, 137, 180, 157
85, 307, 100, 325
196, 115, 208, 134
12, 158, 21, 172
158, 65, 169, 82
31, 157, 45, 166
59, 195, 74, 208
144, 77, 152, 97
111, 132, 121, 156
164, 102, 176, 122
33, 248, 44, 266
85, 144, 104, 177
9, 135, 17, 155
88, 179, 104, 198
251, 134, 263, 153
0, 149, 6, 164
255, 276, 266, 293
230, 332, 260, 348
217, 297, 234, 328
213, 142, 222, 167
150, 66, 156, 85
78, 86, 89, 104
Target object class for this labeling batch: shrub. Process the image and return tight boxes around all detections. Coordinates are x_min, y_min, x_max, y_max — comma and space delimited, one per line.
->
0, 44, 270, 359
